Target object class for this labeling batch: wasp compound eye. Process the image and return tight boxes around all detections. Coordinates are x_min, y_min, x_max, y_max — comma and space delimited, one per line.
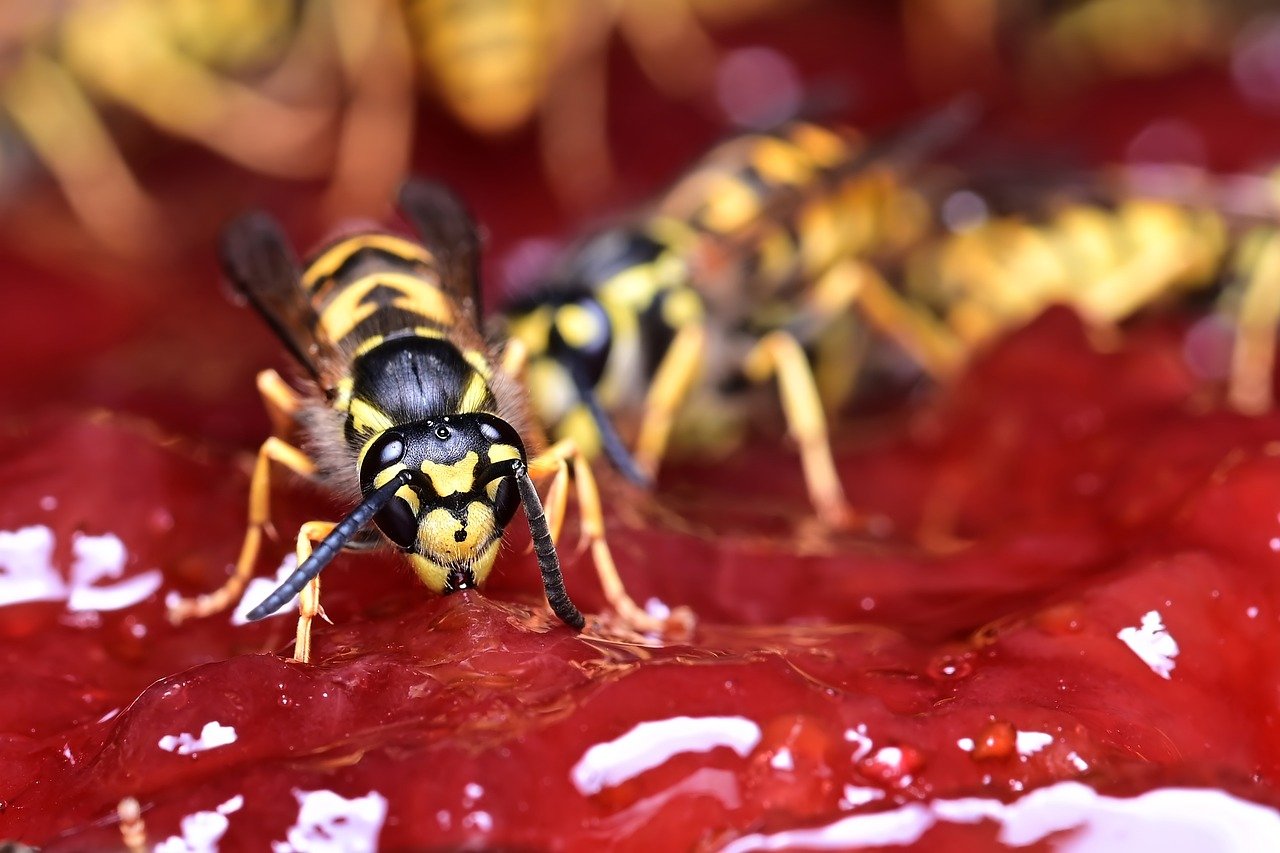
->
361, 431, 406, 485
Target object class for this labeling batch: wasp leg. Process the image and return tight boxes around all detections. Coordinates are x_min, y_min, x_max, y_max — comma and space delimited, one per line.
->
1229, 232, 1280, 415
2, 53, 163, 258
742, 330, 854, 528
257, 368, 303, 435
292, 520, 337, 664
811, 259, 966, 382
60, 11, 334, 180
117, 797, 146, 853
633, 323, 707, 480
529, 439, 681, 634
321, 0, 415, 219
167, 438, 317, 624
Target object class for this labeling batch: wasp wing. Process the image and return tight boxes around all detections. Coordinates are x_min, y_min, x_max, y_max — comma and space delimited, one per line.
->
396, 178, 484, 327
219, 211, 332, 382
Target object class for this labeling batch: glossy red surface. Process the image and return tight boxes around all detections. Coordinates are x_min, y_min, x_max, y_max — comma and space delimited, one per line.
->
5, 2, 1280, 850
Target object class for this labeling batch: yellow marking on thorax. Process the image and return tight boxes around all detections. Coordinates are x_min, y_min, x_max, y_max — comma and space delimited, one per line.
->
318, 273, 455, 343
421, 451, 479, 496
461, 348, 494, 380
752, 137, 814, 186
554, 303, 603, 348
303, 234, 435, 291
599, 265, 661, 312
458, 373, 493, 412
350, 398, 395, 435
788, 123, 856, 168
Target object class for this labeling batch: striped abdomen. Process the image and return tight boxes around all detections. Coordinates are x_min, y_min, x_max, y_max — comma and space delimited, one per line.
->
302, 232, 498, 443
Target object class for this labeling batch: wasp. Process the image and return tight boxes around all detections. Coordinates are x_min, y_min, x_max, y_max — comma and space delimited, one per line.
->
0, 0, 348, 257
166, 179, 670, 662
497, 107, 972, 527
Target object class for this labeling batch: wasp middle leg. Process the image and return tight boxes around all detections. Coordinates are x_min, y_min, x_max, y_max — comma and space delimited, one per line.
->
168, 371, 316, 623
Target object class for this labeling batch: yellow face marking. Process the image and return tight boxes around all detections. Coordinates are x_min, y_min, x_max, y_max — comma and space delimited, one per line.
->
554, 303, 602, 349
458, 373, 493, 412
318, 273, 455, 342
418, 504, 498, 564
396, 484, 421, 516
372, 463, 407, 489
420, 451, 479, 497
303, 234, 435, 291
349, 397, 394, 436
408, 536, 501, 593
752, 137, 813, 186
487, 443, 520, 465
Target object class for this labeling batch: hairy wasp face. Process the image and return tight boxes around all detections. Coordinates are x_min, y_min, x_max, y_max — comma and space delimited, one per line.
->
358, 414, 525, 592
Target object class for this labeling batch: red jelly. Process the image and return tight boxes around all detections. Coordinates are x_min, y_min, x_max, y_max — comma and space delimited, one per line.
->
6, 4, 1280, 850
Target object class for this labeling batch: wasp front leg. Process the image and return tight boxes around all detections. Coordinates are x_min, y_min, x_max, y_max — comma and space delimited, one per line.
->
291, 521, 338, 664
528, 438, 689, 635
632, 323, 707, 481
742, 330, 855, 528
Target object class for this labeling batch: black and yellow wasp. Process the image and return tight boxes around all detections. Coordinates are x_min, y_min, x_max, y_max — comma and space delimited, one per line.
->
166, 179, 671, 662
496, 109, 970, 527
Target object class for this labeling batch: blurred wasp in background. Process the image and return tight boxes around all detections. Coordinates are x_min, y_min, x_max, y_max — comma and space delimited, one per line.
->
901, 162, 1280, 416
0, 0, 358, 257
902, 0, 1270, 96
496, 104, 974, 528
166, 179, 683, 660
405, 0, 796, 205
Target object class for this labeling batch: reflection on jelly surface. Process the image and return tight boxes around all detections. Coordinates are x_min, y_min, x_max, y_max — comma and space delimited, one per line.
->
6, 3, 1280, 849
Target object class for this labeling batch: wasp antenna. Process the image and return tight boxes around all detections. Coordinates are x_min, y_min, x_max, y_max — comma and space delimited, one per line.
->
568, 365, 652, 487
512, 461, 586, 630
245, 470, 415, 621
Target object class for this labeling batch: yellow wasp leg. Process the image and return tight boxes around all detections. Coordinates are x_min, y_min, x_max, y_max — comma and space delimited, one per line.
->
742, 330, 854, 528
257, 368, 303, 435
1229, 232, 1280, 415
811, 260, 966, 382
1, 53, 162, 258
529, 438, 668, 633
59, 6, 334, 180
167, 437, 316, 624
292, 520, 337, 664
633, 323, 707, 480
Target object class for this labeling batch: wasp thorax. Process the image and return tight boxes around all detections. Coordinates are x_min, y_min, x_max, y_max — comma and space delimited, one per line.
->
357, 414, 526, 592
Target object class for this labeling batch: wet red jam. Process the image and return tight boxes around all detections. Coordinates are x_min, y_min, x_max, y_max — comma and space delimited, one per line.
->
6, 3, 1280, 850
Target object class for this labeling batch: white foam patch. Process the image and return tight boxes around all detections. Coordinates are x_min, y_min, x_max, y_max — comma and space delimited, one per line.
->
67, 532, 161, 611
156, 795, 243, 853
271, 789, 387, 852
0, 526, 160, 611
571, 716, 762, 796
0, 525, 65, 606
158, 721, 238, 755
231, 554, 299, 625
720, 782, 1280, 852
1117, 610, 1180, 680
1016, 732, 1054, 757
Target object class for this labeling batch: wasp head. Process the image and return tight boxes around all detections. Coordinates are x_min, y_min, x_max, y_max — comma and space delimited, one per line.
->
358, 414, 525, 594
